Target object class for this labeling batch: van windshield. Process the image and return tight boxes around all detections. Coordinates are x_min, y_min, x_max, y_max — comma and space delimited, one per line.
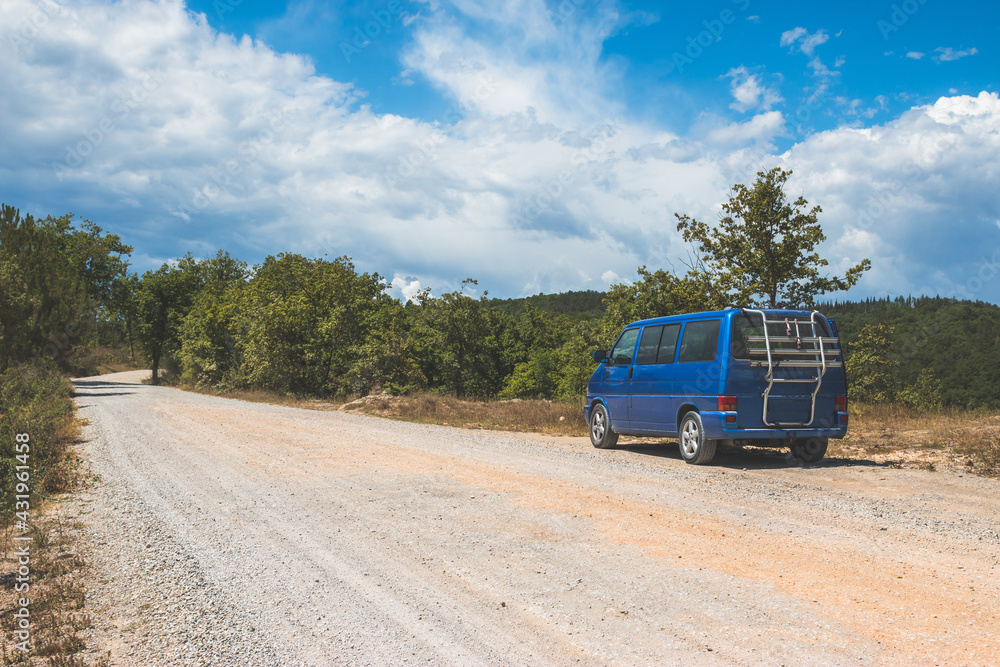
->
609, 328, 640, 365
730, 312, 832, 359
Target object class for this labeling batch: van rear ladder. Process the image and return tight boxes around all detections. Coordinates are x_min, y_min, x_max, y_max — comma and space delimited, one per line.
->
740, 309, 842, 427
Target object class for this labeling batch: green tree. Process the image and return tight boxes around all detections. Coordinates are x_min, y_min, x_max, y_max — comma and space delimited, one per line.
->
599, 267, 725, 346
897, 369, 944, 411
846, 323, 896, 403
178, 250, 249, 387
675, 167, 870, 308
0, 205, 87, 370
409, 280, 511, 398
236, 254, 392, 396
136, 261, 201, 384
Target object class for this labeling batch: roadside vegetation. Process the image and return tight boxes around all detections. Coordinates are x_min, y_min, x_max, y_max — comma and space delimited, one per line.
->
1, 204, 129, 665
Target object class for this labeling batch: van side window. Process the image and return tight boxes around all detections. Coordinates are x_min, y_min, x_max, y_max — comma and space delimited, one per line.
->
678, 320, 721, 363
635, 326, 663, 365
609, 328, 640, 365
657, 324, 680, 363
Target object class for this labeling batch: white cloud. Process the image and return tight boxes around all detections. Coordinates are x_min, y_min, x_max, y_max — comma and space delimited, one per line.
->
601, 270, 620, 283
906, 51, 925, 60
933, 46, 979, 62
393, 275, 423, 303
780, 27, 829, 57
724, 66, 783, 113
781, 92, 1000, 302
706, 111, 786, 148
1, 0, 998, 305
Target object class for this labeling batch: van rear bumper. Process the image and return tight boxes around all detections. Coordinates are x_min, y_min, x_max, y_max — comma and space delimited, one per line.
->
701, 411, 848, 440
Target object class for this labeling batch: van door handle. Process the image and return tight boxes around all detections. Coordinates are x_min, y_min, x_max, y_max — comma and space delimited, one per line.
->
628, 367, 633, 379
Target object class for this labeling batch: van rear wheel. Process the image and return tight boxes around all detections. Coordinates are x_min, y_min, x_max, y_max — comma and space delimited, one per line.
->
590, 403, 619, 449
790, 437, 828, 463
678, 412, 716, 465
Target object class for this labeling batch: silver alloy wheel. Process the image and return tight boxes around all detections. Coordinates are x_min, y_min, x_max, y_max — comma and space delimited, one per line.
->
681, 418, 700, 457
591, 409, 605, 441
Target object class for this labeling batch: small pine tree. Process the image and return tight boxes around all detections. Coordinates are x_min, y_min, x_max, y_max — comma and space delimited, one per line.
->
846, 323, 896, 403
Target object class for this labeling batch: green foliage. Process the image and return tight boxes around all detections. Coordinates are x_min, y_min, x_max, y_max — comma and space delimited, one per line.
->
234, 254, 400, 396
675, 167, 870, 308
846, 323, 896, 403
824, 296, 1000, 409
598, 267, 725, 346
136, 259, 201, 384
0, 364, 75, 522
0, 205, 87, 371
897, 369, 944, 411
408, 280, 512, 398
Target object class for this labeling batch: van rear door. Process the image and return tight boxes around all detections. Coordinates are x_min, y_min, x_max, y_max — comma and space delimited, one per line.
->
727, 311, 842, 429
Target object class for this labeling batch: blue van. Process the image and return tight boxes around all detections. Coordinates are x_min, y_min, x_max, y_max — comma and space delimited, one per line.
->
584, 308, 848, 464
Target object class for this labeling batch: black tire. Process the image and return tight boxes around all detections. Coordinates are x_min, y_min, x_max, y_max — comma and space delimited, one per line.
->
589, 403, 619, 449
790, 437, 828, 463
678, 411, 716, 465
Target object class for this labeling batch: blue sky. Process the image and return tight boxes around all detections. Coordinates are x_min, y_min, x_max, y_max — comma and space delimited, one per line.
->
2, 0, 999, 303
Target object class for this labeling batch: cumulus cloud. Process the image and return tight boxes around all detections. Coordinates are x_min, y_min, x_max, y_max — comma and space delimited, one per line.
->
0, 0, 998, 304
724, 66, 783, 113
781, 92, 1000, 302
933, 46, 979, 62
780, 27, 829, 57
906, 51, 925, 60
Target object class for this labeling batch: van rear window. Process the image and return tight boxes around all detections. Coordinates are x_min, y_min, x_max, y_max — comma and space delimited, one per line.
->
730, 312, 831, 359
678, 320, 720, 363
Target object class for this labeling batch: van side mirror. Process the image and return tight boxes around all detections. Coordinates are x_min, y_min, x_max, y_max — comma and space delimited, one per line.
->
592, 349, 608, 363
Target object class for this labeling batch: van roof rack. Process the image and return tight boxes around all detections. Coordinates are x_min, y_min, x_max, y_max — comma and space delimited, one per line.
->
740, 309, 841, 428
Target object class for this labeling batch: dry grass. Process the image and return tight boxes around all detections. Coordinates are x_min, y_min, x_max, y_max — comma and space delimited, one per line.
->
832, 403, 1000, 475
184, 385, 588, 436
340, 392, 588, 436
1, 503, 108, 667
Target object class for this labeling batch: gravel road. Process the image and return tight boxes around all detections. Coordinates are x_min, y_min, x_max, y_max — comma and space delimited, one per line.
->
71, 370, 1000, 666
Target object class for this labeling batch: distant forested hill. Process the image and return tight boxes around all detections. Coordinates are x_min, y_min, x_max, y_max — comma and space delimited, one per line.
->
491, 291, 1000, 408
490, 290, 606, 320
820, 296, 1000, 409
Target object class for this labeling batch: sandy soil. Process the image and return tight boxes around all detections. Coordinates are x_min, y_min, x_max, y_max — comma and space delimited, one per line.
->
69, 371, 1000, 666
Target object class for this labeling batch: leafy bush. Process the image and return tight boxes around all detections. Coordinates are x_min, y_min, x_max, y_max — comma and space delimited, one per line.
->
0, 364, 76, 523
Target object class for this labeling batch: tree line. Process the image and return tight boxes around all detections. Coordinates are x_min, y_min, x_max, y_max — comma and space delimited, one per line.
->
11, 167, 997, 412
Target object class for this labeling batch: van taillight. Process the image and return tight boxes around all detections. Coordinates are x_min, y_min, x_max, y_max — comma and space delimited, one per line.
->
835, 395, 847, 412
718, 395, 737, 411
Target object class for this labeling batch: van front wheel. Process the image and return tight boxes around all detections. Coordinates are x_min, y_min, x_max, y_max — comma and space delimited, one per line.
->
678, 412, 716, 465
589, 403, 619, 449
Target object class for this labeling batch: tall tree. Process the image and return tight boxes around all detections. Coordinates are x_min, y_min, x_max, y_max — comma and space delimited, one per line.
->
136, 261, 200, 384
599, 267, 726, 345
674, 167, 871, 308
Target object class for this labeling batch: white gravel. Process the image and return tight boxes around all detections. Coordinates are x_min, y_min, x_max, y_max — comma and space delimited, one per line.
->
70, 371, 1000, 666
